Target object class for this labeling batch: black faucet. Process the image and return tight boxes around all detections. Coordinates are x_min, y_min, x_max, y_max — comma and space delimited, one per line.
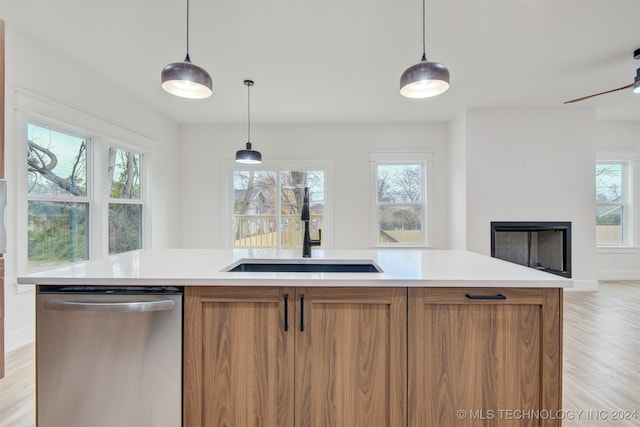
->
301, 187, 321, 258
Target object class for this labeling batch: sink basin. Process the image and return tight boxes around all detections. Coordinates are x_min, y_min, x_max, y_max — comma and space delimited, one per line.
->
225, 259, 382, 273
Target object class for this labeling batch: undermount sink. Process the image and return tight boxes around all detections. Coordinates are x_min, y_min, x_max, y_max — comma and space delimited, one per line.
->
225, 259, 382, 273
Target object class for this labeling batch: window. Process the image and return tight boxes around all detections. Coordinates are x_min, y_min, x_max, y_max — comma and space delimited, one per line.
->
108, 147, 143, 254
371, 152, 431, 246
231, 166, 326, 249
596, 152, 637, 246
27, 123, 90, 267
25, 120, 146, 268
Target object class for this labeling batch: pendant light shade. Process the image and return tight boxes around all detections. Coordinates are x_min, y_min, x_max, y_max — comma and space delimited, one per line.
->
161, 55, 213, 99
236, 80, 262, 164
161, 0, 213, 99
400, 0, 450, 98
236, 142, 262, 164
400, 54, 450, 98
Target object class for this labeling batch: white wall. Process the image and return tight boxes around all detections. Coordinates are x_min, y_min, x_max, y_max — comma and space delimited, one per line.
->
177, 123, 449, 249
595, 121, 640, 280
3, 27, 181, 352
447, 112, 467, 249
461, 108, 598, 290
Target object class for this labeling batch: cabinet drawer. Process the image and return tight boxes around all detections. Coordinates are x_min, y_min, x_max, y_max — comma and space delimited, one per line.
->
414, 287, 544, 304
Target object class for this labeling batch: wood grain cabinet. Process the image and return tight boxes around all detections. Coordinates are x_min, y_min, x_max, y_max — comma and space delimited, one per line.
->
184, 286, 407, 427
409, 287, 563, 427
185, 286, 562, 427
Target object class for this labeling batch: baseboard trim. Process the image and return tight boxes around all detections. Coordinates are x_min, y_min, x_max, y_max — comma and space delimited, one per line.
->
596, 270, 640, 281
565, 279, 599, 291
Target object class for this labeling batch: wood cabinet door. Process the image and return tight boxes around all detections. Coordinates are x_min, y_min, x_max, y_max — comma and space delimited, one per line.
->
408, 287, 562, 427
295, 287, 407, 427
184, 286, 295, 427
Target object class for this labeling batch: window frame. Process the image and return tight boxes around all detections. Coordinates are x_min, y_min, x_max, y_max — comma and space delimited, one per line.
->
25, 121, 93, 268
106, 145, 145, 255
224, 160, 333, 249
370, 152, 433, 248
595, 151, 639, 248
16, 92, 153, 273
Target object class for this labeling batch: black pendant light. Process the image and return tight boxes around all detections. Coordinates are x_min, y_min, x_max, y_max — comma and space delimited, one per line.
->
161, 0, 213, 99
399, 0, 450, 98
236, 80, 262, 164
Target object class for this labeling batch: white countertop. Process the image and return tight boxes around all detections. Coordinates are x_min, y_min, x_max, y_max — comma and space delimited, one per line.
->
17, 249, 573, 288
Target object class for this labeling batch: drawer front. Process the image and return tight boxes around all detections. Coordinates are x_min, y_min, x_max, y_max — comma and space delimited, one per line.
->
413, 287, 544, 305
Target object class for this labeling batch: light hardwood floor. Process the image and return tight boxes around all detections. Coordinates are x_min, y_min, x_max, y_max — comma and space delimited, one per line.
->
0, 281, 638, 427
0, 343, 34, 427
562, 281, 640, 427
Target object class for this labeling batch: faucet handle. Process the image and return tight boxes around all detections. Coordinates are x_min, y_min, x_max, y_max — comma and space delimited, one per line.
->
311, 229, 322, 247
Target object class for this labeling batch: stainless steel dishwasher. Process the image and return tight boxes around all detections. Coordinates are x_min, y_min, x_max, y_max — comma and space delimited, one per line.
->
36, 286, 182, 427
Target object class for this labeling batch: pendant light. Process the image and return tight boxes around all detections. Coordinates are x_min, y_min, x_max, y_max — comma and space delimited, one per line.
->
236, 80, 262, 164
633, 69, 640, 94
161, 0, 213, 99
399, 0, 450, 98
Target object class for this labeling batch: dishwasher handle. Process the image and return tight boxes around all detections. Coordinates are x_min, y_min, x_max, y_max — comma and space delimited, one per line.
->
43, 299, 175, 313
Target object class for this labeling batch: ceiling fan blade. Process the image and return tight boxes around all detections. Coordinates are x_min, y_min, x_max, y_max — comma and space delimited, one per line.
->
564, 82, 635, 104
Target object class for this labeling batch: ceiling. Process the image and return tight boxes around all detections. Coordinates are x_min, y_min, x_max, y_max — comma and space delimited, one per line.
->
1, 0, 640, 125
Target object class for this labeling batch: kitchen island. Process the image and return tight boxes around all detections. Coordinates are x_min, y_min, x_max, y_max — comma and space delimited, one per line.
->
20, 249, 570, 427
18, 248, 571, 288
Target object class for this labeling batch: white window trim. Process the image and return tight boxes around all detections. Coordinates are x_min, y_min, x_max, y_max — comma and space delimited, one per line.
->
369, 151, 433, 248
16, 91, 152, 273
223, 159, 334, 250
596, 151, 639, 249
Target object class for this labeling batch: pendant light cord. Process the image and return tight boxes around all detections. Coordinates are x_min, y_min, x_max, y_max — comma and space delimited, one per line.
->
185, 0, 191, 61
421, 0, 427, 61
247, 83, 251, 143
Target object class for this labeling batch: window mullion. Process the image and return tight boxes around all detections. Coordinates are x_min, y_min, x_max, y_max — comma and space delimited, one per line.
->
108, 198, 142, 205
276, 170, 282, 249
27, 195, 92, 203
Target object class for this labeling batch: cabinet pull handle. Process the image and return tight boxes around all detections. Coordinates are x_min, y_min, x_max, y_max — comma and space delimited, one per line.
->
300, 294, 305, 332
284, 293, 289, 331
465, 293, 507, 301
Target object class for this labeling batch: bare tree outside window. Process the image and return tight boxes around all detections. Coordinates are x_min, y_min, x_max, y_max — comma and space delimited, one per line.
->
596, 162, 624, 245
108, 147, 143, 254
376, 164, 424, 244
27, 123, 89, 266
27, 123, 146, 266
233, 169, 324, 248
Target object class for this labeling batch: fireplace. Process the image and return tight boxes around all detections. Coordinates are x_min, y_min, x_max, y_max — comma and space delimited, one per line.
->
490, 221, 571, 278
